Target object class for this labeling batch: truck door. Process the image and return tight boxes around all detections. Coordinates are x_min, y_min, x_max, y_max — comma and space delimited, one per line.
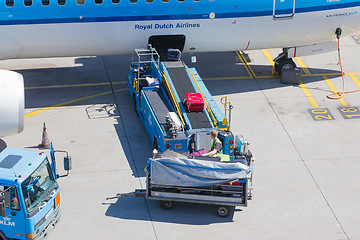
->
0, 185, 26, 239
273, 0, 295, 19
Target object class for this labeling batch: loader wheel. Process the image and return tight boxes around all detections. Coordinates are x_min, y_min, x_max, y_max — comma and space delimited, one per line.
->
216, 205, 231, 217
133, 96, 138, 115
160, 200, 174, 210
153, 138, 158, 150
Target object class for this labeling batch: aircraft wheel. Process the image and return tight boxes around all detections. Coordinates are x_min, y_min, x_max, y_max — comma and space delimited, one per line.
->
275, 58, 296, 75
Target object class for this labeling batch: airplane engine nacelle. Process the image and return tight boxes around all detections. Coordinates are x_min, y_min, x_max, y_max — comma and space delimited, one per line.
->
0, 70, 24, 138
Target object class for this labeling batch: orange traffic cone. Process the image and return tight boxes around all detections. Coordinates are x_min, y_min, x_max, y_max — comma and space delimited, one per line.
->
38, 123, 50, 149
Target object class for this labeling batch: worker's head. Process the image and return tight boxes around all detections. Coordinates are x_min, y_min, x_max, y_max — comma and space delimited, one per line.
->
210, 129, 218, 140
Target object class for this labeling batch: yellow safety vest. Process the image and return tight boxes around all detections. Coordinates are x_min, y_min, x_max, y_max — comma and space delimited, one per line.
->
211, 139, 230, 162
211, 138, 222, 152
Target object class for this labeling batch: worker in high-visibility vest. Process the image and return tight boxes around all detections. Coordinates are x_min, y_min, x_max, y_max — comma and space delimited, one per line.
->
204, 130, 230, 162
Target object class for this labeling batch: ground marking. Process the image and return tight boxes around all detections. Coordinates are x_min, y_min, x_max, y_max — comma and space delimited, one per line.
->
236, 51, 255, 79
351, 35, 360, 44
203, 76, 252, 81
321, 75, 349, 107
261, 50, 275, 66
338, 107, 360, 119
25, 88, 125, 118
25, 81, 124, 90
348, 73, 360, 89
308, 108, 335, 121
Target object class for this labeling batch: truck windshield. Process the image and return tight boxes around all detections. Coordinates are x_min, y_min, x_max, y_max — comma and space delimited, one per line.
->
21, 158, 56, 213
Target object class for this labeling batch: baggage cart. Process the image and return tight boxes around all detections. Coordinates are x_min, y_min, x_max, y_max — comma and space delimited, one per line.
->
113, 156, 253, 218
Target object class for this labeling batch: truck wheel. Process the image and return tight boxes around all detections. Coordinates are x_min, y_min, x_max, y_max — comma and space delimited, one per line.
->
0, 139, 6, 153
216, 205, 231, 217
0, 231, 8, 240
160, 200, 174, 210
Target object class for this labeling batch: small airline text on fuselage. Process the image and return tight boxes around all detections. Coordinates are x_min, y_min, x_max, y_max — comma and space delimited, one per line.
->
135, 23, 200, 30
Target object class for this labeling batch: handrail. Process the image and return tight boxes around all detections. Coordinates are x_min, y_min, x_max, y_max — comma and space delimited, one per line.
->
188, 69, 219, 128
220, 96, 232, 131
161, 72, 186, 128
133, 77, 139, 94
272, 0, 295, 20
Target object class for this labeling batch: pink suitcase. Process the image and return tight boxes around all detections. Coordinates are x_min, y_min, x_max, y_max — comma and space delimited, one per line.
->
185, 93, 205, 112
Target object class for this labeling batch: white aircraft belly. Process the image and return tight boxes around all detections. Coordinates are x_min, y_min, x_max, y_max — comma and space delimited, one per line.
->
0, 19, 250, 58
0, 7, 358, 59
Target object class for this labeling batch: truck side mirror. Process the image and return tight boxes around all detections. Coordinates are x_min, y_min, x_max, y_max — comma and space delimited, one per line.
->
64, 156, 72, 171
0, 192, 5, 217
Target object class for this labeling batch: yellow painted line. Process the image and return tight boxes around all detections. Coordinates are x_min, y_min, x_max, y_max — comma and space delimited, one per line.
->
262, 50, 275, 66
292, 57, 320, 107
302, 72, 360, 77
235, 51, 255, 79
254, 75, 278, 79
203, 76, 253, 81
303, 73, 340, 77
239, 51, 257, 78
262, 51, 319, 107
321, 75, 348, 106
25, 88, 125, 118
348, 73, 360, 89
25, 81, 124, 90
299, 82, 319, 108
294, 57, 312, 75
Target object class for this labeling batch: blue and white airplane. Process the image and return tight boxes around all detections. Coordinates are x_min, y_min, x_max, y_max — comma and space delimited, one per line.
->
0, 0, 358, 58
0, 0, 360, 137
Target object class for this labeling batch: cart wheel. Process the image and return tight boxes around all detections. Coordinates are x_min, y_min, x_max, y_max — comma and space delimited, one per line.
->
216, 205, 231, 217
160, 200, 174, 210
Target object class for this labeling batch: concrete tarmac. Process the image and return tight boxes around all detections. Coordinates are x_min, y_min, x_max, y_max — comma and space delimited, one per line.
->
2, 35, 360, 240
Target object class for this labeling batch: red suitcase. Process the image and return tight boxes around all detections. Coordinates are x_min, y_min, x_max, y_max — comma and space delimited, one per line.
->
185, 93, 205, 112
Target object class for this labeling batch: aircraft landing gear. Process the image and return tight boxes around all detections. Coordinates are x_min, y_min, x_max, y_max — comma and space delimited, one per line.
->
273, 48, 297, 75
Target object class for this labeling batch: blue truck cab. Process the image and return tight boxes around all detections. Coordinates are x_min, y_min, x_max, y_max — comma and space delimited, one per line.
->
0, 147, 62, 240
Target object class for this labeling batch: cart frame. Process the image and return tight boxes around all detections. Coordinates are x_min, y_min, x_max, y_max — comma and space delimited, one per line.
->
134, 171, 249, 217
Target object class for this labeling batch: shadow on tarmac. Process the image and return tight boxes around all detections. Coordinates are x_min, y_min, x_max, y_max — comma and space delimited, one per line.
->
112, 114, 151, 178
104, 195, 237, 224
21, 54, 341, 108
19, 54, 342, 178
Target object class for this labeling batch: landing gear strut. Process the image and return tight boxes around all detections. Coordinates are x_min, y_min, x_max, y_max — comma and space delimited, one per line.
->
273, 48, 297, 75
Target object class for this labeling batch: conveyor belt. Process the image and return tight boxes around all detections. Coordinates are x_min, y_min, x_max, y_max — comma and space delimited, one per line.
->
144, 90, 172, 132
164, 62, 212, 129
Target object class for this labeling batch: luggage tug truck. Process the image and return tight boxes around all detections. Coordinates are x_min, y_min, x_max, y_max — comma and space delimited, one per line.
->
127, 48, 254, 215
0, 144, 71, 240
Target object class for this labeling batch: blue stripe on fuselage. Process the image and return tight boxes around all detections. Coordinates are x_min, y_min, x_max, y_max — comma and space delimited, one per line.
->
0, 1, 359, 25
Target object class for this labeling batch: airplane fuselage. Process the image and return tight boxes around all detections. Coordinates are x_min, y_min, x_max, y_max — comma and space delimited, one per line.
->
0, 0, 359, 59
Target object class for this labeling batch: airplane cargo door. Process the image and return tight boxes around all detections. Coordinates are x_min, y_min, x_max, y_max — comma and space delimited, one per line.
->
273, 0, 295, 19
148, 35, 186, 60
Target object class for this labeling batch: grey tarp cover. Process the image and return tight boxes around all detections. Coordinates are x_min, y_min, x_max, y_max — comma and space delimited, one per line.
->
150, 157, 249, 187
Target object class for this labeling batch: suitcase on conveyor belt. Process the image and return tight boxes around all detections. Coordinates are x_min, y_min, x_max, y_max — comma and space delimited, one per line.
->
185, 93, 205, 112
167, 49, 181, 61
